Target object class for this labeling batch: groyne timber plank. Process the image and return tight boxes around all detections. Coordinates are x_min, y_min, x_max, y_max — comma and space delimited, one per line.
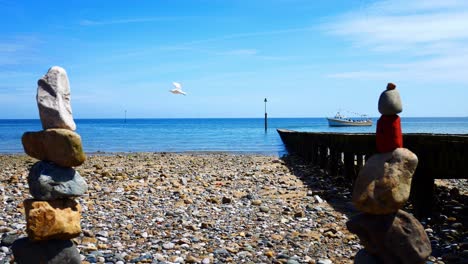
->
277, 129, 468, 179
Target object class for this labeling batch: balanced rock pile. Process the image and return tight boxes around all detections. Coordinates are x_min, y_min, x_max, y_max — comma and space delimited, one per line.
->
12, 66, 86, 264
347, 83, 432, 264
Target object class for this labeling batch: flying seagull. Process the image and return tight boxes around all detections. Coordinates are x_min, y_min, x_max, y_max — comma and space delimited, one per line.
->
170, 82, 187, 95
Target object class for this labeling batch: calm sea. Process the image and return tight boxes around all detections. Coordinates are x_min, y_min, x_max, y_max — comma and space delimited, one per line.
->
0, 117, 467, 155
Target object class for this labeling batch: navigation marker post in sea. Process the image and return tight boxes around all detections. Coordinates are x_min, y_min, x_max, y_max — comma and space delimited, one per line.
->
264, 98, 268, 132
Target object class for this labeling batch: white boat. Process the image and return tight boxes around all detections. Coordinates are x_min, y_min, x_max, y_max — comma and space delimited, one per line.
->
327, 112, 372, 127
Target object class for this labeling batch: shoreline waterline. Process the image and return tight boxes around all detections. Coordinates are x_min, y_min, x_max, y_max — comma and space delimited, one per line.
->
0, 151, 284, 157
1, 117, 467, 154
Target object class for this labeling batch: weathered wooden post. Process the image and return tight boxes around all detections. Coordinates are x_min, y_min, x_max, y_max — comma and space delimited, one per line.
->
356, 154, 364, 171
311, 143, 318, 165
329, 148, 339, 176
319, 145, 327, 169
343, 152, 356, 181
410, 167, 434, 218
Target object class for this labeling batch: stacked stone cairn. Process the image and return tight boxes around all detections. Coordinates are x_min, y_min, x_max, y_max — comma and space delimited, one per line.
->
12, 66, 86, 264
347, 83, 432, 264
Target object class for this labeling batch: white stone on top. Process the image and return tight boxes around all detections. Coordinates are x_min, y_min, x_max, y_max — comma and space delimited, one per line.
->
37, 66, 76, 130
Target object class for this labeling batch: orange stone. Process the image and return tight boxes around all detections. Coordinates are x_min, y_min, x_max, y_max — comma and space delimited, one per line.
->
24, 199, 82, 241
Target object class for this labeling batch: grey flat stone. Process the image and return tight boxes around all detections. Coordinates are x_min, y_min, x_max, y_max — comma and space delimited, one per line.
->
28, 161, 87, 200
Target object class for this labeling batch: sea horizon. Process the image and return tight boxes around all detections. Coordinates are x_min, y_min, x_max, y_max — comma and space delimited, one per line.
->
1, 116, 467, 120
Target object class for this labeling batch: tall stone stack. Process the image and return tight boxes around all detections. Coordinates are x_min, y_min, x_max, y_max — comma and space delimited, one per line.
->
12, 66, 86, 264
347, 83, 432, 264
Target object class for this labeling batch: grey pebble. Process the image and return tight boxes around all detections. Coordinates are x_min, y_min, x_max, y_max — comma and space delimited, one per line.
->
287, 259, 300, 264
1, 234, 18, 246
317, 259, 333, 264
163, 242, 175, 250
1, 246, 9, 253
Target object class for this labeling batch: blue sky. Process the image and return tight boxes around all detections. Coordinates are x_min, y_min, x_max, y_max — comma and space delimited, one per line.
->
1, 0, 468, 118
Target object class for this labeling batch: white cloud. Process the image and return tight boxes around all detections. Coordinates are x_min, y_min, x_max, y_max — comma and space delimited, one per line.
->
327, 10, 468, 52
326, 71, 399, 80
79, 16, 195, 26
180, 27, 315, 46
364, 0, 468, 15
0, 36, 41, 65
324, 0, 468, 84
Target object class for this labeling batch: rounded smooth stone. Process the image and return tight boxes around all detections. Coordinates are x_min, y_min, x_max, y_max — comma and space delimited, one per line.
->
347, 210, 431, 264
317, 259, 332, 264
354, 249, 380, 264
12, 237, 81, 264
1, 233, 19, 246
287, 259, 300, 264
352, 148, 418, 214
22, 129, 86, 167
378, 88, 402, 115
37, 66, 76, 131
28, 161, 87, 200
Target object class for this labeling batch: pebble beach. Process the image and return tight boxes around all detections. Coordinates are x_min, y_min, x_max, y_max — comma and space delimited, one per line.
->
0, 153, 466, 264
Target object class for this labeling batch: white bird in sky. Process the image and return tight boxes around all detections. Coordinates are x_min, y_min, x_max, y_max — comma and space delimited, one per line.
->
169, 82, 187, 95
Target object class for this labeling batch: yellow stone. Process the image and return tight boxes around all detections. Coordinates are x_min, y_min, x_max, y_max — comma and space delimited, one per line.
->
24, 199, 82, 241
271, 234, 283, 241
22, 129, 86, 167
186, 255, 201, 263
98, 244, 109, 249
81, 237, 97, 244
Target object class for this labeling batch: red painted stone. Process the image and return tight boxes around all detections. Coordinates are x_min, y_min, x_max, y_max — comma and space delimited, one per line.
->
376, 115, 403, 153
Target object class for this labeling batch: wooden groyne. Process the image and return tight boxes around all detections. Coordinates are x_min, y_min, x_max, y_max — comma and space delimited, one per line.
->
277, 129, 468, 217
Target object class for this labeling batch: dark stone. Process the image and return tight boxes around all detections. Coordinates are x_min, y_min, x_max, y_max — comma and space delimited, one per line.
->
213, 248, 230, 257
1, 233, 19, 246
222, 197, 232, 204
11, 237, 80, 264
347, 210, 431, 264
354, 249, 381, 264
28, 161, 87, 200
86, 256, 97, 263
